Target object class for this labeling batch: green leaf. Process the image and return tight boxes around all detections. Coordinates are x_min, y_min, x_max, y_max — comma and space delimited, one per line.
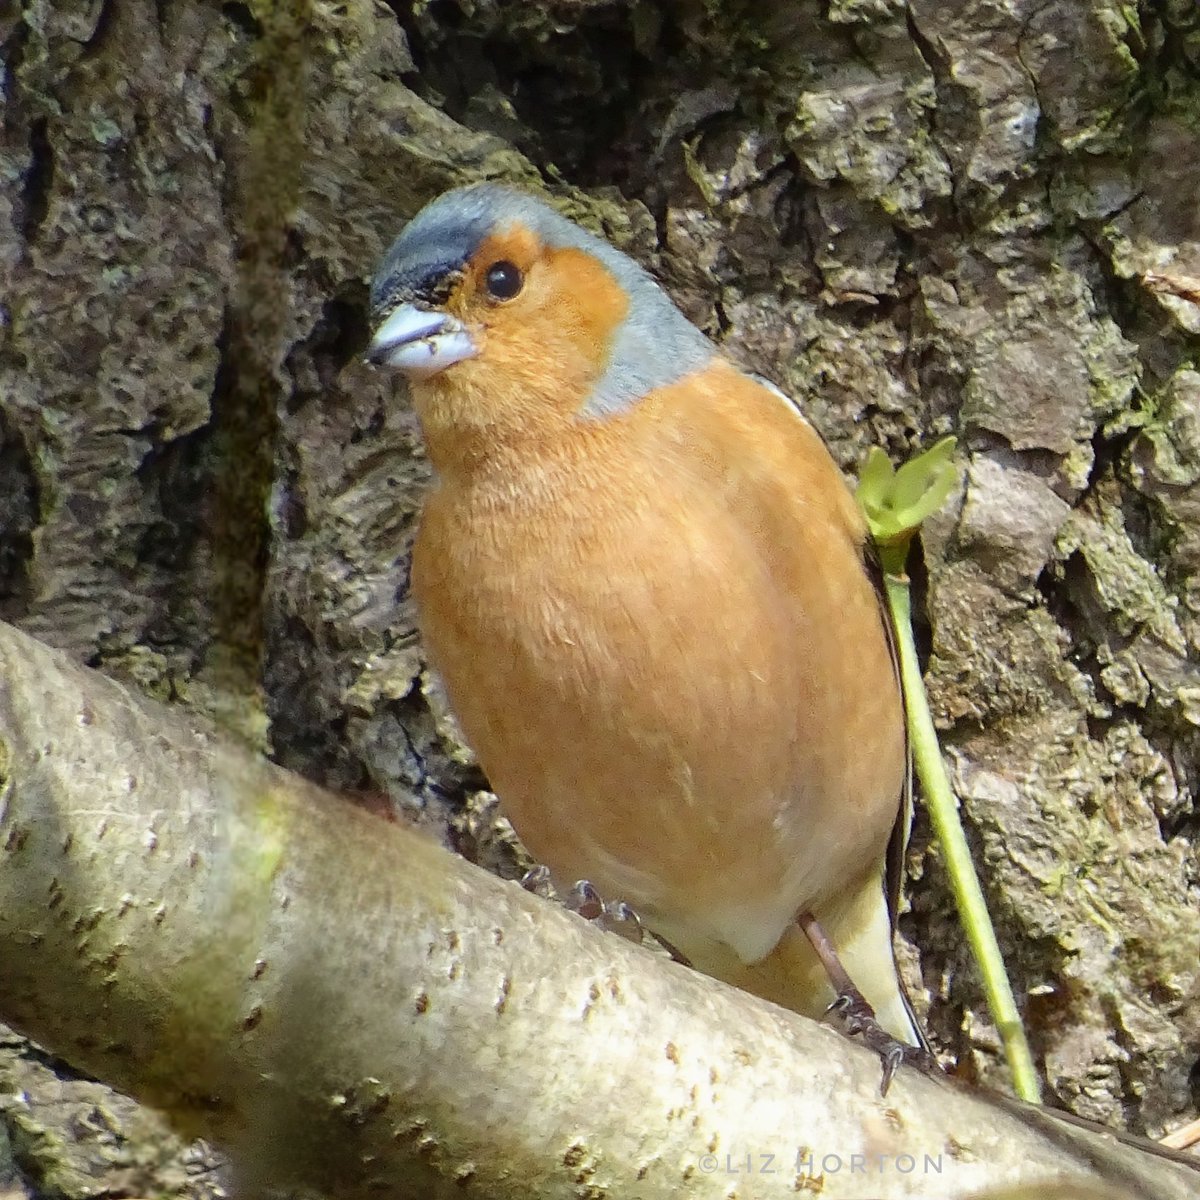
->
855, 447, 896, 521
856, 437, 959, 554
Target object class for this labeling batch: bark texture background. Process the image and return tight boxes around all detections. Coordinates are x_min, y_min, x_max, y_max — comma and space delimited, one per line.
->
1, 0, 1198, 1194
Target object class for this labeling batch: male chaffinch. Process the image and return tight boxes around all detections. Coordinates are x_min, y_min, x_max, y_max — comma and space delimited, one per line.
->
366, 183, 924, 1051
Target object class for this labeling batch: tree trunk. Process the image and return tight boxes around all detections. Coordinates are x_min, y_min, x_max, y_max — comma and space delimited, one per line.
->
1, 0, 1198, 1195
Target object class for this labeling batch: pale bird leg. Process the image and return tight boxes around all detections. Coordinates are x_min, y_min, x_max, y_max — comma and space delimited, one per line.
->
798, 910, 936, 1094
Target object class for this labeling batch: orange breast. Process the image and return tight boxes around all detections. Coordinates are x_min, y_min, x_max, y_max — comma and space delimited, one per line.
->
412, 360, 905, 965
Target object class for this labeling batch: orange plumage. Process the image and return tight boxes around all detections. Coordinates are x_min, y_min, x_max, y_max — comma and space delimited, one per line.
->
367, 184, 920, 1043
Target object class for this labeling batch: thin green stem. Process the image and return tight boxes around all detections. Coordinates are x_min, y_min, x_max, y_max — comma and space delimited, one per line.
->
884, 569, 1042, 1104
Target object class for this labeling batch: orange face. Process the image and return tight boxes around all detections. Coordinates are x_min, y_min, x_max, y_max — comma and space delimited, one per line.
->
403, 223, 632, 461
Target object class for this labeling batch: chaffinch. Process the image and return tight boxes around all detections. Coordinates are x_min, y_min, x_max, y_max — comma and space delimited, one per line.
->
366, 184, 923, 1050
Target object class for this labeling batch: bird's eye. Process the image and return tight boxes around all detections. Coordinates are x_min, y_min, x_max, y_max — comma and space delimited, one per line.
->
484, 260, 523, 301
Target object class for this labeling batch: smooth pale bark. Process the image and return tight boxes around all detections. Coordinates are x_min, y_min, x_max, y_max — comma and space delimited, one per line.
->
0, 621, 1195, 1200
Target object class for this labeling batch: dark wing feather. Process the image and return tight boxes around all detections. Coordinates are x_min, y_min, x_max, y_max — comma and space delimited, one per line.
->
863, 537, 932, 1052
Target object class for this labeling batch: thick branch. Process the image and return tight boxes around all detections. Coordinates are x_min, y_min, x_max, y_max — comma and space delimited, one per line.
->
0, 622, 1194, 1199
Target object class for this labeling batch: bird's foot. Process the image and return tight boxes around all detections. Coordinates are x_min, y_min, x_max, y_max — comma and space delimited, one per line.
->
520, 869, 644, 942
825, 991, 938, 1095
519, 869, 692, 962
797, 909, 936, 1094
566, 879, 647, 944
519, 864, 554, 897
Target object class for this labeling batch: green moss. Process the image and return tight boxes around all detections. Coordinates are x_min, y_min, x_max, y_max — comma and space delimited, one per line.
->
1138, 371, 1200, 483
1057, 493, 1186, 651
680, 137, 719, 209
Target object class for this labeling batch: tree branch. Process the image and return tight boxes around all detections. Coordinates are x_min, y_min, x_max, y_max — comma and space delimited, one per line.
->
0, 622, 1194, 1199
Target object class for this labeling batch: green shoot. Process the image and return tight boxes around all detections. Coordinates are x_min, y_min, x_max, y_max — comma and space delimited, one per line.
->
857, 437, 1042, 1104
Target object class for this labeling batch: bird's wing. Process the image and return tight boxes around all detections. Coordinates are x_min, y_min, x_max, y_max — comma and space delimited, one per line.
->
864, 537, 931, 1052
751, 366, 929, 1048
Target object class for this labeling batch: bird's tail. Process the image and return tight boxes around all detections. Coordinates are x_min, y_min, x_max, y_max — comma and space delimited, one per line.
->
703, 871, 923, 1047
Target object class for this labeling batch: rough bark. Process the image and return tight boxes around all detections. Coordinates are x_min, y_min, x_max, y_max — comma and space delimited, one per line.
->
3, 619, 1200, 1200
1, 0, 1198, 1194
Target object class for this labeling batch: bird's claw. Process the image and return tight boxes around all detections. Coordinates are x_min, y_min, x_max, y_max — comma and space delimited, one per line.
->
520, 870, 645, 943
520, 870, 694, 962
567, 880, 645, 944
520, 864, 553, 897
825, 991, 937, 1095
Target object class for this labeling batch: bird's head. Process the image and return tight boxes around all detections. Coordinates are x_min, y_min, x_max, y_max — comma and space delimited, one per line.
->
366, 185, 713, 465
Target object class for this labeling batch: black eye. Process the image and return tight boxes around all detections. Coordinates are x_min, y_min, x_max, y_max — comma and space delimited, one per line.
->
484, 260, 523, 301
